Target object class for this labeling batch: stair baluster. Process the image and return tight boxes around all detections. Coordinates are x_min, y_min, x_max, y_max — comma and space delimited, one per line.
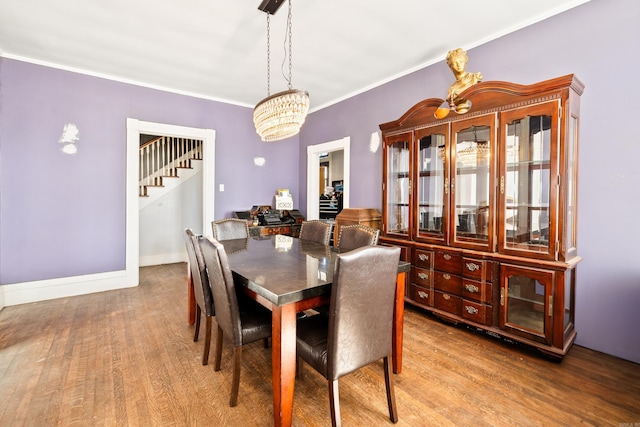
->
139, 136, 203, 197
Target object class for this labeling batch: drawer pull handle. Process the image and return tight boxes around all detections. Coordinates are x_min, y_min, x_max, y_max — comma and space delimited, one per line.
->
464, 284, 479, 293
443, 273, 451, 280
443, 254, 451, 260
442, 293, 451, 300
418, 253, 429, 261
417, 290, 429, 299
464, 305, 479, 315
418, 272, 429, 280
466, 262, 480, 272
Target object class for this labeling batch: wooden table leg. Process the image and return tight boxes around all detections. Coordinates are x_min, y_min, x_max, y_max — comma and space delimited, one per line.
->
187, 265, 196, 325
392, 271, 406, 374
271, 303, 297, 427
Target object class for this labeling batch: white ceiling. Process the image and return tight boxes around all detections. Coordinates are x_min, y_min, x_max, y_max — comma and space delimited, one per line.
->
0, 0, 589, 111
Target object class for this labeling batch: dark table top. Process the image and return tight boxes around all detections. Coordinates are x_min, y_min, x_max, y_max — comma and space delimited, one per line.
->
220, 235, 409, 307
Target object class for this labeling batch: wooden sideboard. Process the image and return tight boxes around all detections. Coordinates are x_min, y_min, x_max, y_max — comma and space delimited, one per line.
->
249, 224, 301, 238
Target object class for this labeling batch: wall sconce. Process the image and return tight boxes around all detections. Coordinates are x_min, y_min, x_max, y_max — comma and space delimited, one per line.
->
369, 131, 381, 153
254, 157, 266, 166
59, 123, 79, 154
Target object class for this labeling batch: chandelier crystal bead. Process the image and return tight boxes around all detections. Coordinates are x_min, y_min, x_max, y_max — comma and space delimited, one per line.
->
253, 89, 309, 142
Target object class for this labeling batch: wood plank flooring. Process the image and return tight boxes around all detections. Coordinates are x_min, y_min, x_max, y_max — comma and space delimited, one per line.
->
1, 262, 639, 426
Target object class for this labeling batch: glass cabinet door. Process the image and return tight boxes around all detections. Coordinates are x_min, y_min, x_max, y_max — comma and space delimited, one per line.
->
563, 111, 580, 261
383, 132, 412, 237
499, 101, 559, 259
450, 115, 495, 251
414, 125, 448, 243
500, 264, 553, 345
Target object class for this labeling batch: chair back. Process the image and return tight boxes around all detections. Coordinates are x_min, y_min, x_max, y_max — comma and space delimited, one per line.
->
327, 245, 400, 380
299, 220, 332, 245
212, 218, 249, 241
183, 228, 214, 316
199, 237, 243, 346
337, 224, 380, 252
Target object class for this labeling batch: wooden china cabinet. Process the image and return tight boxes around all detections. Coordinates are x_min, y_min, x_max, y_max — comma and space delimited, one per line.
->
379, 74, 584, 358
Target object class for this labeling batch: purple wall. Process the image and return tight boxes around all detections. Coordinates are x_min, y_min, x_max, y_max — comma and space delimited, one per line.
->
0, 60, 300, 284
1, 0, 638, 363
300, 0, 640, 363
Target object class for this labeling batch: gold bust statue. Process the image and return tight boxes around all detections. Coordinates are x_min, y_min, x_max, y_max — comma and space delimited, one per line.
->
446, 48, 482, 113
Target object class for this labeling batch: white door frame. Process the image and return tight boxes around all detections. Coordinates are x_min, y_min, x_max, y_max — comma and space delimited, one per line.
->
306, 137, 350, 220
126, 119, 215, 285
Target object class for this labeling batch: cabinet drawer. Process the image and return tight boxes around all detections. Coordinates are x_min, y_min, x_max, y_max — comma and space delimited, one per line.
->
409, 283, 433, 307
461, 279, 492, 304
434, 291, 461, 315
461, 299, 492, 325
414, 249, 434, 268
462, 258, 497, 281
434, 271, 462, 295
412, 267, 433, 287
435, 250, 462, 273
462, 258, 485, 280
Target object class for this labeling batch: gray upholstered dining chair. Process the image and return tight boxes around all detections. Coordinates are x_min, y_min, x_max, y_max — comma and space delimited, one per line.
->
296, 245, 401, 426
183, 228, 215, 365
336, 224, 380, 252
199, 236, 272, 407
299, 220, 333, 246
211, 218, 249, 241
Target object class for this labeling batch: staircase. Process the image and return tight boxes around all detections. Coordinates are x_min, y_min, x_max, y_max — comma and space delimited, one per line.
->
139, 136, 203, 206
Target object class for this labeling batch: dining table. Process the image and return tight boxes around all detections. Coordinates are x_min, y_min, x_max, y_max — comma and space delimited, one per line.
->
187, 234, 409, 427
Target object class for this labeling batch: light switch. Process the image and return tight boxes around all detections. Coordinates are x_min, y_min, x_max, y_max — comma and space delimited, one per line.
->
219, 184, 224, 192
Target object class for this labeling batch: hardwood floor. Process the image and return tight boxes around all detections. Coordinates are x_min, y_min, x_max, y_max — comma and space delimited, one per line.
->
1, 262, 638, 426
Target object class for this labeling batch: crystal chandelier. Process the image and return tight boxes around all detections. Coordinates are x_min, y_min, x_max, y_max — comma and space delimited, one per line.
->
437, 127, 490, 166
457, 126, 490, 166
457, 140, 490, 166
253, 0, 309, 142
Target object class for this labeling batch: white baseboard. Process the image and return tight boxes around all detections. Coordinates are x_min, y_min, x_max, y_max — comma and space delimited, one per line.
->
139, 252, 187, 267
1, 270, 137, 306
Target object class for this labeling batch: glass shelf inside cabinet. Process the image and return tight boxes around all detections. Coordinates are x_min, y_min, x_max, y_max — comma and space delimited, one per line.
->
417, 132, 446, 237
504, 115, 551, 252
386, 137, 410, 234
454, 125, 490, 241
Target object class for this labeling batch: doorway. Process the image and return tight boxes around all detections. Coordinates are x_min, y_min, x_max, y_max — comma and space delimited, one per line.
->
306, 137, 350, 220
126, 119, 215, 285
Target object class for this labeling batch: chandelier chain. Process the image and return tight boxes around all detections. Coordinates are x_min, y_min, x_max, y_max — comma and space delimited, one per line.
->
287, 0, 293, 90
266, 14, 271, 96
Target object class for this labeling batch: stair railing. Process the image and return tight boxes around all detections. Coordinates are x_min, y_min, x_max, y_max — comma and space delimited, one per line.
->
139, 136, 202, 196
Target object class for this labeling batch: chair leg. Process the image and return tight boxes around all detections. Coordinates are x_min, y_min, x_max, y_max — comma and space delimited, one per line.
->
263, 337, 270, 348
296, 356, 304, 379
230, 346, 243, 407
202, 316, 212, 365
193, 305, 201, 342
214, 325, 223, 371
328, 379, 341, 427
383, 356, 399, 423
